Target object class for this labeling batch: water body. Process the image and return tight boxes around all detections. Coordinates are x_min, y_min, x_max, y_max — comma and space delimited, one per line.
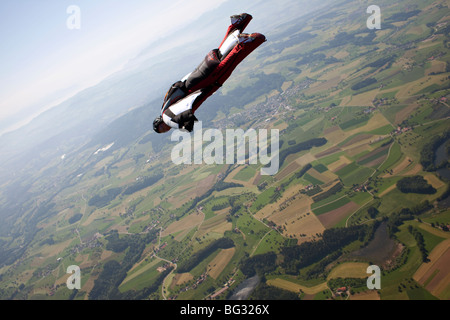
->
349, 222, 396, 265
228, 275, 260, 300
435, 139, 450, 180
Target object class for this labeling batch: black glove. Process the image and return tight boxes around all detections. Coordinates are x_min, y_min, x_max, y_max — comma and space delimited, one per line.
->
173, 110, 198, 132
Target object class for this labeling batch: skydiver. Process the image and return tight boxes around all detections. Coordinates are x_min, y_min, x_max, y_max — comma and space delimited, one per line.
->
153, 13, 266, 133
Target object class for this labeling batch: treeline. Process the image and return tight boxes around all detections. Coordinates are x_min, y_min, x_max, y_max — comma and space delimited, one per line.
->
296, 53, 326, 66
68, 213, 83, 224
328, 31, 377, 48
240, 252, 277, 277
437, 182, 450, 202
249, 283, 300, 300
363, 55, 397, 70
397, 175, 436, 194
269, 163, 313, 205
122, 173, 164, 195
0, 201, 57, 267
177, 237, 234, 273
407, 226, 428, 262
211, 201, 229, 211
181, 180, 243, 216
303, 250, 342, 279
420, 130, 450, 171
328, 277, 367, 290
279, 138, 327, 168
260, 32, 317, 59
89, 229, 159, 300
105, 230, 130, 252
386, 200, 433, 236
351, 77, 377, 91
386, 10, 421, 23
88, 173, 164, 208
312, 182, 343, 203
88, 187, 122, 208
294, 163, 312, 180
281, 225, 368, 275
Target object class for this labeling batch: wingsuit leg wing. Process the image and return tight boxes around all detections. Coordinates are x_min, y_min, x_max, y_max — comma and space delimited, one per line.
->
154, 14, 265, 134
191, 32, 266, 113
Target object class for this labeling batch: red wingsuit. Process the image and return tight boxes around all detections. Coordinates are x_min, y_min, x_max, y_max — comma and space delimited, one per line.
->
154, 13, 266, 133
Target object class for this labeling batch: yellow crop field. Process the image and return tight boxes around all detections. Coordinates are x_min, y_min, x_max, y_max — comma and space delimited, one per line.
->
267, 278, 328, 295
327, 262, 369, 280
267, 196, 324, 242
207, 248, 235, 279
161, 212, 204, 237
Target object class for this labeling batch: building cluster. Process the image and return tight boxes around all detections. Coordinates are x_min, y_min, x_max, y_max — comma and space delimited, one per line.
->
70, 232, 103, 254
215, 80, 311, 130
393, 126, 412, 135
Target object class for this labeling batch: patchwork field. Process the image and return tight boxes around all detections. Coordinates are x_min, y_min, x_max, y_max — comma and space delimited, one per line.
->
1, 0, 449, 302
316, 201, 360, 229
413, 239, 450, 300
161, 211, 204, 237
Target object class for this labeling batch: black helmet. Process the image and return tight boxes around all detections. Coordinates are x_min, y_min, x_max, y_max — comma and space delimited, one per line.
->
153, 116, 164, 133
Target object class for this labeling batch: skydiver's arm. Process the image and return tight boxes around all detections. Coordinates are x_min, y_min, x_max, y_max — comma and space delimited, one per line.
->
162, 91, 202, 129
162, 114, 180, 129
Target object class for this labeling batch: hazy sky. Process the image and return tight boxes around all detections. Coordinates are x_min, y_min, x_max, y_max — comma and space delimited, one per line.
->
0, 0, 228, 134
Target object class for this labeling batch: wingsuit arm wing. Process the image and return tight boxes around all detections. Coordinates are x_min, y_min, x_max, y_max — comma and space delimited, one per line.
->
162, 91, 202, 131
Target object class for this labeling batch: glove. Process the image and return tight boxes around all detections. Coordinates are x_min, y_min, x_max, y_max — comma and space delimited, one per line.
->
174, 110, 198, 132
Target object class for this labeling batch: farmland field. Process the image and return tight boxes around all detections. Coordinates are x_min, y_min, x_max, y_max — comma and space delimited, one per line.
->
0, 0, 449, 303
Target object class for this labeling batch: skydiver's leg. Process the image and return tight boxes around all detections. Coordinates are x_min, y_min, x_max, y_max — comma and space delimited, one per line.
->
191, 32, 266, 113
218, 13, 253, 55
214, 33, 266, 85
219, 29, 240, 59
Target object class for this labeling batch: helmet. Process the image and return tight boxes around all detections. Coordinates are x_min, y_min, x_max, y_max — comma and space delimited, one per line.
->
153, 116, 164, 133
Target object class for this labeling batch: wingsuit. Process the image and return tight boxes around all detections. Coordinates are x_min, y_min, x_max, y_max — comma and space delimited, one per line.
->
153, 13, 266, 133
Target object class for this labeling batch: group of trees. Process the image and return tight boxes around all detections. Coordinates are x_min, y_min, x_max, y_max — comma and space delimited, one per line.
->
68, 213, 83, 224
89, 229, 159, 299
328, 31, 377, 48
407, 226, 429, 262
249, 283, 300, 300
88, 187, 122, 208
362, 55, 397, 70
386, 200, 433, 236
351, 77, 377, 91
312, 182, 343, 203
88, 172, 164, 208
420, 130, 450, 171
281, 225, 368, 275
180, 180, 243, 218
386, 10, 421, 23
122, 173, 163, 195
327, 277, 367, 291
279, 138, 327, 168
240, 252, 277, 277
177, 237, 234, 273
397, 175, 437, 194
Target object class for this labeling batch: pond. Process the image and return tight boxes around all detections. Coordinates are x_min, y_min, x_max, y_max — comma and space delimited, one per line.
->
349, 222, 397, 265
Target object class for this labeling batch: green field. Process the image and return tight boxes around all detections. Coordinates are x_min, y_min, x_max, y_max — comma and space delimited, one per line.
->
312, 197, 351, 215
1, 0, 449, 302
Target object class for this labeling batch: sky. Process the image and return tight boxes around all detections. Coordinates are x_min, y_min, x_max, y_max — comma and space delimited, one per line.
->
0, 0, 228, 135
